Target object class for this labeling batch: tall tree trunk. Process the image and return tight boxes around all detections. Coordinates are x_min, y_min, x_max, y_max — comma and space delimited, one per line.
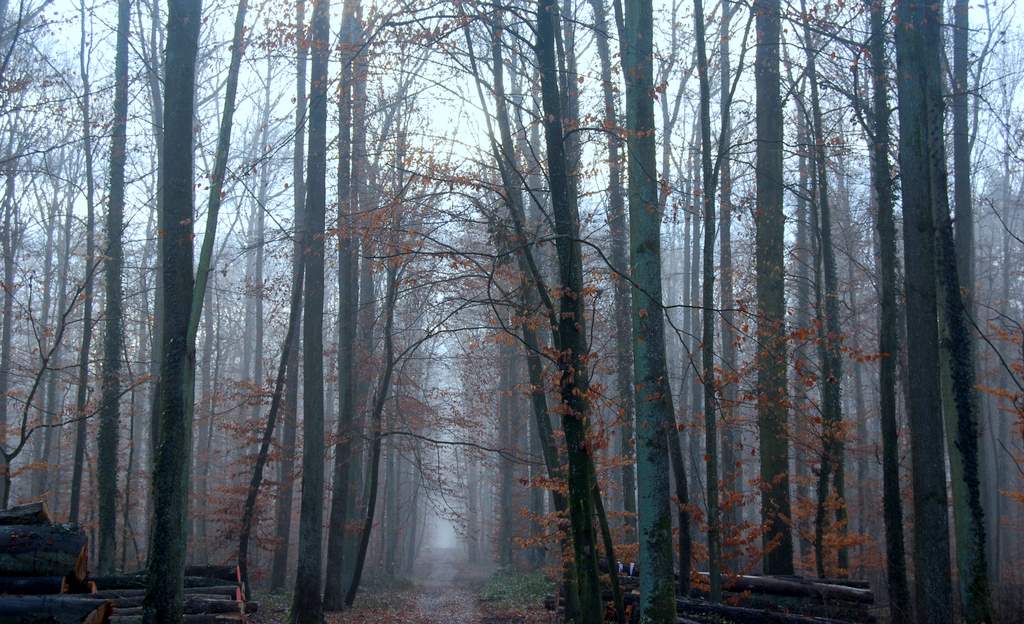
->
947, 0, 991, 618
142, 0, 164, 539
792, 103, 813, 563
343, 22, 372, 589
324, 0, 361, 605
0, 173, 13, 508
892, 1, 954, 621
866, 1, 910, 615
801, 5, 847, 576
535, 0, 604, 620
498, 339, 514, 567
143, 0, 202, 617
290, 0, 329, 618
196, 279, 215, 564
624, 0, 677, 617
753, 0, 793, 576
270, 0, 307, 592
718, 0, 739, 539
96, 0, 130, 574
693, 0, 722, 600
588, 0, 636, 539
69, 1, 98, 524
345, 254, 399, 607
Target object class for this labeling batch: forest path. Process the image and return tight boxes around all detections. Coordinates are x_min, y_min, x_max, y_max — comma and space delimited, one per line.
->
410, 546, 491, 623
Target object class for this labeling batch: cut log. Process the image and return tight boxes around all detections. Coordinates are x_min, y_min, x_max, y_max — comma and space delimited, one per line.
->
90, 575, 231, 591
674, 598, 849, 624
0, 525, 88, 583
109, 616, 242, 624
112, 596, 242, 616
812, 577, 870, 590
0, 576, 67, 595
723, 592, 875, 622
182, 566, 239, 584
93, 586, 240, 601
106, 566, 239, 585
549, 593, 855, 624
108, 594, 232, 609
0, 503, 53, 526
705, 573, 873, 604
0, 596, 111, 624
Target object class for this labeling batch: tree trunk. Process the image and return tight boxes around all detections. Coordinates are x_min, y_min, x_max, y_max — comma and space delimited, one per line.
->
323, 0, 359, 609
96, 0, 130, 575
143, 0, 201, 617
694, 0, 721, 601
0, 173, 13, 509
588, 0, 636, 540
892, 1, 954, 621
344, 256, 399, 608
623, 0, 677, 617
343, 23, 372, 590
792, 102, 813, 563
753, 0, 793, 576
535, 1, 603, 620
498, 339, 514, 568
718, 0, 740, 541
69, 1, 98, 524
801, 5, 847, 575
270, 0, 307, 593
289, 0, 329, 618
866, 1, 910, 616
948, 0, 991, 618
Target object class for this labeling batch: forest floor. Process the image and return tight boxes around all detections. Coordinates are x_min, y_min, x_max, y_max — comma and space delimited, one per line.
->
253, 548, 552, 623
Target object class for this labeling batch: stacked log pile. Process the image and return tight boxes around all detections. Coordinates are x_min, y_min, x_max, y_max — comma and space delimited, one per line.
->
0, 502, 255, 624
545, 564, 877, 624
92, 565, 257, 623
0, 502, 111, 623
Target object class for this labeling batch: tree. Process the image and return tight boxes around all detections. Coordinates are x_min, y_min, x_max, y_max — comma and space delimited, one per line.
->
947, 0, 992, 618
717, 0, 740, 539
624, 0, 677, 616
753, 0, 793, 576
693, 0, 721, 600
290, 0, 329, 618
96, 0, 130, 575
270, 0, 308, 592
588, 0, 636, 538
535, 0, 603, 617
866, 0, 910, 617
324, 0, 360, 608
892, 0, 954, 620
143, 0, 202, 618
799, 0, 847, 575
69, 0, 97, 524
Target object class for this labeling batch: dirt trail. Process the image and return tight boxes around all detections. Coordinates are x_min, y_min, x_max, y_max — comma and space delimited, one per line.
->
410, 547, 491, 623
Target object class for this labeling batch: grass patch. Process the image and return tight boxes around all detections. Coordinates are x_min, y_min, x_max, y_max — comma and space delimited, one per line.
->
478, 569, 553, 609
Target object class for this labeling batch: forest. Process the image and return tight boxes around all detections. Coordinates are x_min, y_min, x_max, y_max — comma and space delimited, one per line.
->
0, 0, 1020, 621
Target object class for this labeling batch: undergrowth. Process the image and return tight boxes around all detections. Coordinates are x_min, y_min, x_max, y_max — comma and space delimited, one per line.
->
478, 568, 552, 609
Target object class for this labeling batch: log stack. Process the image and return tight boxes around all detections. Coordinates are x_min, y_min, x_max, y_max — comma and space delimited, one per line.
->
0, 502, 111, 624
91, 565, 257, 622
0, 503, 255, 623
546, 565, 878, 624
